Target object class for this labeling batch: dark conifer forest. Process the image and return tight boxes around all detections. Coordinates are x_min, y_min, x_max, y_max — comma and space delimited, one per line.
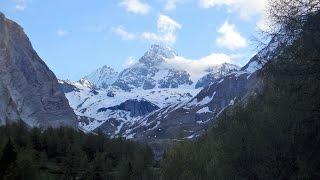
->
0, 122, 155, 179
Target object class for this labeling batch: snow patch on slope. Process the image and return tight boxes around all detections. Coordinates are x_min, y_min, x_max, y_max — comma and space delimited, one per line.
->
196, 107, 211, 114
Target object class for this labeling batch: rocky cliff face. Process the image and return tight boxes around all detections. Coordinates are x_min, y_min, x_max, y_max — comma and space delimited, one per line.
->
0, 13, 77, 128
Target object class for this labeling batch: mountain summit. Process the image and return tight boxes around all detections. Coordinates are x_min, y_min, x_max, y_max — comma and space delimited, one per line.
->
83, 65, 118, 88
112, 44, 192, 91
139, 44, 177, 67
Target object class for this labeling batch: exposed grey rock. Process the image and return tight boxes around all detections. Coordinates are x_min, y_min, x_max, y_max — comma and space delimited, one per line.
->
107, 91, 115, 97
142, 79, 157, 90
93, 118, 123, 137
98, 99, 159, 117
113, 65, 156, 91
59, 80, 80, 93
158, 69, 193, 88
0, 13, 77, 128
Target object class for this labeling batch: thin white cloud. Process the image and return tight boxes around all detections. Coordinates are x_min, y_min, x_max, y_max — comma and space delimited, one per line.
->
123, 57, 137, 68
141, 14, 182, 44
141, 32, 163, 42
199, 0, 233, 8
113, 26, 136, 40
165, 53, 233, 80
216, 21, 247, 50
123, 51, 236, 80
164, 0, 185, 11
13, 0, 27, 11
157, 14, 182, 33
119, 0, 151, 15
56, 29, 69, 37
199, 0, 267, 20
114, 14, 182, 45
141, 32, 177, 44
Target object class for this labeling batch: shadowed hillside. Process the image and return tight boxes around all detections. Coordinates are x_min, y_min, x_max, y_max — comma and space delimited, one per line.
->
160, 7, 320, 179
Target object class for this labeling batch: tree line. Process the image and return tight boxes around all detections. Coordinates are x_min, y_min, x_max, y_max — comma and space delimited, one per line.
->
0, 121, 156, 180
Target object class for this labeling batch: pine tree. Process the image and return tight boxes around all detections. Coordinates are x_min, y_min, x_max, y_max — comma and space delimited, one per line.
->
0, 139, 17, 177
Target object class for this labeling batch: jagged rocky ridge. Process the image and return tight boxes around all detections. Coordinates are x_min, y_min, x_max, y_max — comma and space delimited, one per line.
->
0, 13, 77, 128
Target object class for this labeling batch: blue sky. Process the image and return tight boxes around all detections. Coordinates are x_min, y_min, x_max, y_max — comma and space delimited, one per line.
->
0, 0, 268, 80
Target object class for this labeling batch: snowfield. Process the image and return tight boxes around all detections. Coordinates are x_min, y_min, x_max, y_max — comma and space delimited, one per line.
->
62, 80, 200, 132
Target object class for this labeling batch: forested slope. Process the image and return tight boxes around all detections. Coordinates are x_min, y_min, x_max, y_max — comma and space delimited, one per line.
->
0, 122, 156, 180
160, 7, 320, 180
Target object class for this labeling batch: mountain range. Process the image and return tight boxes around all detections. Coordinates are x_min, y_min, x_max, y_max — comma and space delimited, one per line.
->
58, 35, 281, 158
0, 12, 280, 158
59, 44, 245, 135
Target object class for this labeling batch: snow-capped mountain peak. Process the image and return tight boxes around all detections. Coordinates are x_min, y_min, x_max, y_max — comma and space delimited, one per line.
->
111, 44, 192, 91
139, 44, 177, 67
82, 65, 118, 88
